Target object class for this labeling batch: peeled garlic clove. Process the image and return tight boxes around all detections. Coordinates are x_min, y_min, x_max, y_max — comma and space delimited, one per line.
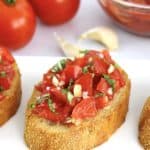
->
79, 27, 119, 51
54, 33, 81, 57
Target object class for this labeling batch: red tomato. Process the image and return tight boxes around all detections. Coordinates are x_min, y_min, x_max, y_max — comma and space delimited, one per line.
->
73, 57, 88, 67
72, 98, 97, 119
93, 57, 108, 75
96, 78, 109, 94
95, 96, 109, 109
0, 0, 36, 49
0, 47, 14, 64
75, 73, 93, 96
33, 102, 70, 123
50, 88, 68, 104
0, 78, 10, 90
102, 50, 114, 64
61, 65, 82, 84
29, 0, 80, 25
110, 69, 125, 87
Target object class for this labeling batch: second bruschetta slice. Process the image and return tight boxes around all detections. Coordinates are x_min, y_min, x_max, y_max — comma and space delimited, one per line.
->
0, 47, 21, 126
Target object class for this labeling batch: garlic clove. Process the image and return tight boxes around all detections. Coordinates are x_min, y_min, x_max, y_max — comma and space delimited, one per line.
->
79, 27, 119, 51
54, 33, 81, 57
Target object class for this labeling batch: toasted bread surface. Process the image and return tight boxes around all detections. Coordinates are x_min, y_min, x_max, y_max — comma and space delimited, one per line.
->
139, 97, 150, 150
24, 71, 130, 150
0, 64, 21, 126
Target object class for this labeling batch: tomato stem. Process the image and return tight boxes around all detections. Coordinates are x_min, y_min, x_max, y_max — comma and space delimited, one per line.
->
5, 0, 16, 5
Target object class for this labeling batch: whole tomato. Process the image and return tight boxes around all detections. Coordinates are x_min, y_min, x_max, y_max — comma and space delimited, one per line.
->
29, 0, 80, 25
0, 0, 36, 50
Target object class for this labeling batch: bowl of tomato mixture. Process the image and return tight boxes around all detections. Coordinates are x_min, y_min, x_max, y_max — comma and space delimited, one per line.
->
98, 0, 150, 36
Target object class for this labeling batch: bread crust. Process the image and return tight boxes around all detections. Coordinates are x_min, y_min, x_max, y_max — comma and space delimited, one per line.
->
0, 64, 21, 126
24, 71, 130, 150
139, 97, 150, 150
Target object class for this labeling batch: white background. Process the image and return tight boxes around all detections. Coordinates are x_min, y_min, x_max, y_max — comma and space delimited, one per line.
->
13, 0, 150, 60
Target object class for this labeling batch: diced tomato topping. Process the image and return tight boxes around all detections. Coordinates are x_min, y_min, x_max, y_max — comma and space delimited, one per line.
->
61, 65, 82, 84
75, 73, 93, 96
96, 78, 109, 94
95, 96, 109, 109
50, 88, 68, 104
93, 57, 108, 75
33, 102, 71, 123
110, 69, 125, 87
71, 98, 97, 119
73, 57, 88, 67
32, 50, 126, 124
0, 47, 14, 64
0, 78, 10, 90
114, 80, 120, 92
102, 50, 114, 64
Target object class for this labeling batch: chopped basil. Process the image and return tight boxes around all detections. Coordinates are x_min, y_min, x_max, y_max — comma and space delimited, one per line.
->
48, 99, 55, 113
36, 93, 50, 104
62, 88, 68, 95
51, 59, 67, 73
82, 66, 89, 73
30, 103, 35, 109
103, 74, 116, 91
114, 63, 119, 68
5, 0, 16, 5
95, 92, 104, 98
79, 50, 88, 55
82, 64, 92, 74
0, 71, 6, 77
67, 91, 74, 103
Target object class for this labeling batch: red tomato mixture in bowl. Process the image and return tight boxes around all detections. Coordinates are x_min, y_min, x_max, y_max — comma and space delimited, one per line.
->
98, 0, 150, 36
30, 50, 125, 124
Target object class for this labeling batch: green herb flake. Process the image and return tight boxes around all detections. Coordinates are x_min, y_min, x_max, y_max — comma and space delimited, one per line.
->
30, 103, 36, 109
0, 71, 6, 77
82, 66, 89, 74
36, 93, 50, 105
79, 50, 88, 55
103, 74, 116, 91
5, 0, 16, 5
51, 59, 67, 73
62, 88, 68, 95
114, 63, 119, 68
48, 99, 55, 113
67, 91, 74, 103
95, 92, 104, 98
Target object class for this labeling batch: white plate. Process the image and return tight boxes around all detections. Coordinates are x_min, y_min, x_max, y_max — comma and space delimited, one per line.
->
0, 56, 148, 150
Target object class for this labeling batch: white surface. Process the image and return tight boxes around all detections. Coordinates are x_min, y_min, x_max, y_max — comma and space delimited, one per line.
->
12, 0, 150, 60
0, 56, 148, 150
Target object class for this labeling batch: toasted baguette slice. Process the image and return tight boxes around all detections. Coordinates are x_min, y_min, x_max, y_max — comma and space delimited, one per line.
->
24, 71, 130, 150
0, 63, 21, 126
139, 97, 150, 150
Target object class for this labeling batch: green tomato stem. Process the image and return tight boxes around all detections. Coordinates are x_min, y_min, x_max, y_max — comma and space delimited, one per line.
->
5, 0, 16, 5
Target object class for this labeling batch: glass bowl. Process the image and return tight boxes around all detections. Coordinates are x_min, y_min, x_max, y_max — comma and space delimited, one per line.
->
98, 0, 150, 36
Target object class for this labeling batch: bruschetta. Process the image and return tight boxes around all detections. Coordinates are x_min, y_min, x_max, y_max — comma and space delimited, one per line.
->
24, 50, 131, 150
139, 97, 150, 150
0, 47, 21, 126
